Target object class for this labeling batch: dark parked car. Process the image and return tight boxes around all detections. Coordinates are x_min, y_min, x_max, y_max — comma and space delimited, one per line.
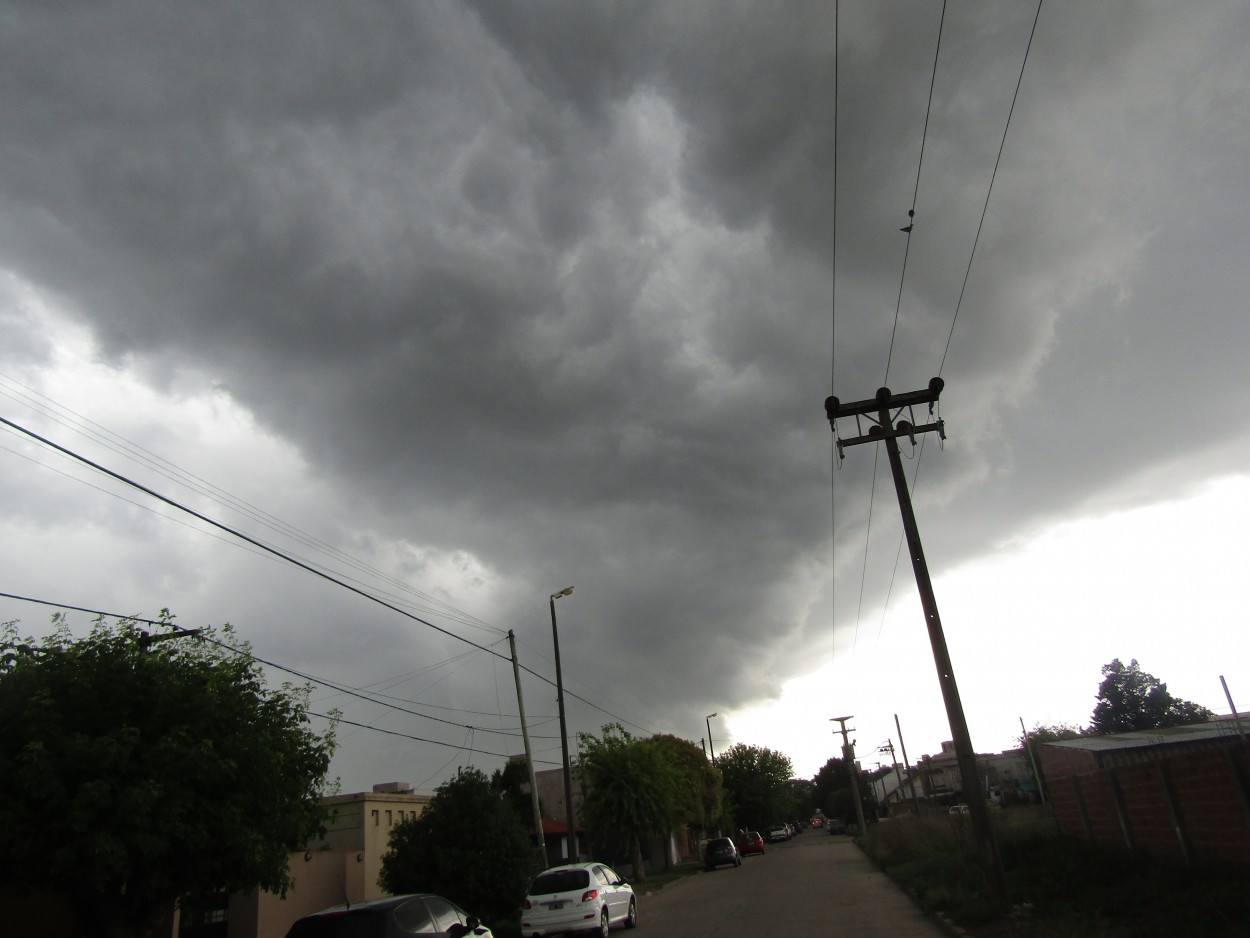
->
704, 836, 742, 871
736, 830, 766, 856
284, 894, 493, 938
827, 818, 847, 835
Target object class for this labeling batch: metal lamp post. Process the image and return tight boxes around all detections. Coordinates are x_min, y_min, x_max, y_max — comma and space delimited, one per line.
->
550, 586, 577, 861
706, 712, 718, 764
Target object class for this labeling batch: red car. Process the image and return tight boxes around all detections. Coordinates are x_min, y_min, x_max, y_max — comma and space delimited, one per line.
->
736, 830, 766, 856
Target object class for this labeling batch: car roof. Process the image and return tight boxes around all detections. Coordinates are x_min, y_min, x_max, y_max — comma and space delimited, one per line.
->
305, 894, 442, 916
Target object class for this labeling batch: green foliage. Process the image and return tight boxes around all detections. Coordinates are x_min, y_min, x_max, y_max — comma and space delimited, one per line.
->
808, 754, 872, 822
644, 733, 724, 831
380, 768, 536, 925
715, 742, 795, 830
0, 612, 335, 938
1089, 658, 1214, 735
576, 724, 683, 881
492, 757, 541, 830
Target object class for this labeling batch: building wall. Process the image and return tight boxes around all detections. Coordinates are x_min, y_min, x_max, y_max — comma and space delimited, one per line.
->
1040, 738, 1250, 870
225, 787, 433, 938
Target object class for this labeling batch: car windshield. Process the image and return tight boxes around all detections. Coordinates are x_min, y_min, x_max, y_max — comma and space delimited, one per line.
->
530, 869, 591, 895
286, 910, 384, 938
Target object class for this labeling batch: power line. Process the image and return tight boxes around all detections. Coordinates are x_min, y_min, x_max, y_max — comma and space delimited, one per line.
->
305, 710, 560, 767
2, 415, 662, 737
0, 590, 552, 740
883, 0, 948, 387
0, 374, 505, 638
0, 415, 515, 654
938, 0, 1045, 377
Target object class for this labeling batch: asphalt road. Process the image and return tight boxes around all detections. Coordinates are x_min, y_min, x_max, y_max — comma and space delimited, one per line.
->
633, 833, 949, 938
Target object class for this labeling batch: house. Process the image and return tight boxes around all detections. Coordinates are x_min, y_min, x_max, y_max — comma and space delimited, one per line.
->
1039, 718, 1250, 870
914, 741, 1033, 807
179, 782, 434, 938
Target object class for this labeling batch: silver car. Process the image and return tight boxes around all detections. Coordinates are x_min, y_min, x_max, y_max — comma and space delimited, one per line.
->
520, 862, 637, 937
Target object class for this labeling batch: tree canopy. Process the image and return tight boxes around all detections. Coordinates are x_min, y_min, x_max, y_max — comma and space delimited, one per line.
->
0, 613, 335, 938
715, 742, 796, 831
810, 755, 870, 823
576, 723, 683, 881
1089, 658, 1213, 735
645, 733, 724, 834
381, 767, 536, 926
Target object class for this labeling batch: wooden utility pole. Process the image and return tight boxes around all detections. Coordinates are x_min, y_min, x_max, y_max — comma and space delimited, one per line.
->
508, 630, 548, 868
830, 716, 868, 833
825, 379, 1005, 900
895, 713, 922, 811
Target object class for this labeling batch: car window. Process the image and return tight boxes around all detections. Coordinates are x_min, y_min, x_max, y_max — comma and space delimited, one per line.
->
424, 897, 463, 933
392, 898, 434, 933
530, 869, 590, 894
592, 866, 611, 886
601, 866, 621, 884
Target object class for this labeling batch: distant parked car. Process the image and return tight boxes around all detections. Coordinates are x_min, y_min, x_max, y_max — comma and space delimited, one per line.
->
284, 894, 493, 938
948, 804, 970, 815
809, 816, 824, 829
520, 863, 636, 937
704, 836, 742, 871
826, 818, 847, 835
736, 830, 766, 856
765, 823, 790, 843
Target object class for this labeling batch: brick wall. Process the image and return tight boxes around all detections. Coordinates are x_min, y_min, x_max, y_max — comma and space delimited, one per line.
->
1040, 739, 1250, 869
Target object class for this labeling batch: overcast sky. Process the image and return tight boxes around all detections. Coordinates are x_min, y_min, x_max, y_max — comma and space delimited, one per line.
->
3, 1, 1249, 793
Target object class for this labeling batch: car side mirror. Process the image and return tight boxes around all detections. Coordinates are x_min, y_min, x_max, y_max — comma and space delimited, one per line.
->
447, 925, 468, 938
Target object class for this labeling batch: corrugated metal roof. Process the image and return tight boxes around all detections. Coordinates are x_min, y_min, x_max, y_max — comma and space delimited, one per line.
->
1043, 718, 1247, 753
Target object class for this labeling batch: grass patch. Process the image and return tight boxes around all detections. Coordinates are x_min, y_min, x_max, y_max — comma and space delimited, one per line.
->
862, 807, 1250, 937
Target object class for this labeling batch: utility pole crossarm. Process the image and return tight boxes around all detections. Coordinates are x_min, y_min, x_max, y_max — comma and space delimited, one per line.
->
825, 379, 946, 455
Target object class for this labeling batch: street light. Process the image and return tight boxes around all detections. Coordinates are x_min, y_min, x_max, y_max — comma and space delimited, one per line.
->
550, 586, 577, 861
706, 712, 718, 764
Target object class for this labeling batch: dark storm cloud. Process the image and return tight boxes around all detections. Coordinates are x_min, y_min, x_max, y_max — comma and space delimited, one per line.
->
3, 0, 1250, 777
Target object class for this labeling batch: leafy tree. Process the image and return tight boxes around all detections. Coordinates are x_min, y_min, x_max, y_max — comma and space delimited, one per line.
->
1089, 658, 1214, 735
0, 613, 335, 938
810, 755, 870, 823
789, 777, 815, 820
576, 723, 682, 882
381, 767, 536, 925
645, 733, 724, 833
715, 743, 795, 831
491, 757, 542, 831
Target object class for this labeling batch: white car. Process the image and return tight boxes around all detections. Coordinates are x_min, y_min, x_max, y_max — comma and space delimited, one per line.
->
520, 862, 637, 938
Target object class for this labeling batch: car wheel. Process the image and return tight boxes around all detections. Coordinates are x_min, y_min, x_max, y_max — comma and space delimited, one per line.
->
598, 907, 610, 938
624, 897, 637, 929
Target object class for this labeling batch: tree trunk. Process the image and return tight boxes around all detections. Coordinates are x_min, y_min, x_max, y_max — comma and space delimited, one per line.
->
630, 834, 646, 883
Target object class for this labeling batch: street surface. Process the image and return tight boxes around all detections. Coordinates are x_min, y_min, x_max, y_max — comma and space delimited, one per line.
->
634, 833, 948, 938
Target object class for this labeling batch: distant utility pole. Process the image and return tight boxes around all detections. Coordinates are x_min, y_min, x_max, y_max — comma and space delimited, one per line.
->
830, 716, 868, 833
894, 713, 922, 811
825, 380, 1005, 900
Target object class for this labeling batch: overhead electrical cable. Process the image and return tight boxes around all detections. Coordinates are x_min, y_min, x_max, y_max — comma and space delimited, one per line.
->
938, 0, 1045, 377
0, 415, 526, 658
883, 0, 947, 387
872, 0, 1045, 639
0, 589, 556, 740
850, 3, 947, 654
0, 588, 653, 743
0, 374, 504, 637
830, 0, 840, 670
304, 711, 560, 767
